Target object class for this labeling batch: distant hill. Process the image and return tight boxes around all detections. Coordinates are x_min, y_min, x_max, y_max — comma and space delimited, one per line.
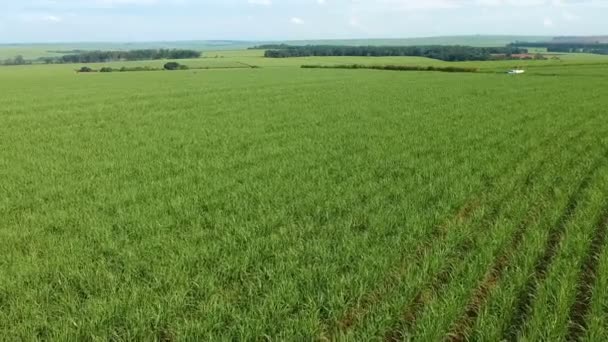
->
272, 35, 552, 48
0, 35, 552, 51
552, 36, 608, 44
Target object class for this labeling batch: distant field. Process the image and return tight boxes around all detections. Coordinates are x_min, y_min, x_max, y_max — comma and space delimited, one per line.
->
1, 49, 608, 340
204, 49, 265, 58
195, 51, 608, 75
0, 41, 256, 59
275, 35, 551, 47
9, 57, 604, 77
0, 35, 551, 60
0, 46, 64, 59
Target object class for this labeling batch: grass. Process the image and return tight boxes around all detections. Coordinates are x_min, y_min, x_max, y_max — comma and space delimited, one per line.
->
1, 50, 608, 340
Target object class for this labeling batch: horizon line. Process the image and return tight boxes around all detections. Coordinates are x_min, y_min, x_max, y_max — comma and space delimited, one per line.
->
5, 34, 607, 46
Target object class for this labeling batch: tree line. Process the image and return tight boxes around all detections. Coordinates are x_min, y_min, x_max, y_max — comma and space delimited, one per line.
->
77, 62, 189, 73
39, 49, 201, 64
250, 44, 291, 50
511, 42, 608, 55
262, 45, 528, 61
301, 64, 478, 73
2, 55, 31, 66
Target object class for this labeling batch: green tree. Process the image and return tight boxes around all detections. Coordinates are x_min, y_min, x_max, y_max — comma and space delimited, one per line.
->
164, 62, 181, 70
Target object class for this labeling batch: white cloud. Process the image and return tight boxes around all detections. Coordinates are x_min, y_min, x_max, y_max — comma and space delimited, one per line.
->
19, 13, 63, 23
95, 0, 158, 4
355, 0, 462, 11
2, 0, 607, 43
476, 0, 503, 6
562, 10, 580, 21
290, 17, 304, 24
43, 15, 62, 22
248, 0, 271, 6
366, 0, 608, 10
85, 0, 161, 8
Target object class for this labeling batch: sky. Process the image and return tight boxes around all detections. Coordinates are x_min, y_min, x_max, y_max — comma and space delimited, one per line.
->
0, 0, 607, 43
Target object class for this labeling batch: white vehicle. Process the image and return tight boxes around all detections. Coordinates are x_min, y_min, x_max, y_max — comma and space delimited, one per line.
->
508, 69, 525, 74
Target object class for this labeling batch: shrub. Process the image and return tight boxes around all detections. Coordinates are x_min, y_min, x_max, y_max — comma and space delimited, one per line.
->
100, 67, 113, 73
164, 62, 181, 70
117, 66, 160, 72
78, 66, 94, 73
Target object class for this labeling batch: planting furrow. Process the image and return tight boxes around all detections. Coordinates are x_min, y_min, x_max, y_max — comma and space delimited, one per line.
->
436, 146, 599, 340
383, 240, 474, 341
520, 163, 608, 340
507, 151, 608, 340
445, 219, 527, 342
329, 127, 548, 337
566, 212, 608, 341
396, 104, 606, 340
383, 205, 519, 342
408, 149, 575, 341
469, 199, 560, 340
407, 189, 540, 340
376, 115, 596, 341
584, 216, 608, 340
331, 194, 496, 337
334, 145, 539, 339
467, 155, 608, 340
448, 139, 605, 340
337, 105, 596, 339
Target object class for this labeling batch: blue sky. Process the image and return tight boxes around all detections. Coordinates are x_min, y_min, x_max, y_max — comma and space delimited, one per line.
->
0, 0, 607, 43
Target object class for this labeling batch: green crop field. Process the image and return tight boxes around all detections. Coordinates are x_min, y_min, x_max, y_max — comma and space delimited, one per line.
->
1, 51, 608, 340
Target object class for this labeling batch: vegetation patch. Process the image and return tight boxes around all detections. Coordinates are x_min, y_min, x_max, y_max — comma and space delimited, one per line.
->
78, 65, 162, 73
44, 49, 201, 64
301, 64, 479, 73
262, 45, 527, 61
163, 62, 189, 70
76, 62, 257, 73
512, 42, 608, 55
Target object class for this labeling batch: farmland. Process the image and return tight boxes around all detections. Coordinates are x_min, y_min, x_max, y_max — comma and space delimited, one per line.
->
1, 51, 608, 340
